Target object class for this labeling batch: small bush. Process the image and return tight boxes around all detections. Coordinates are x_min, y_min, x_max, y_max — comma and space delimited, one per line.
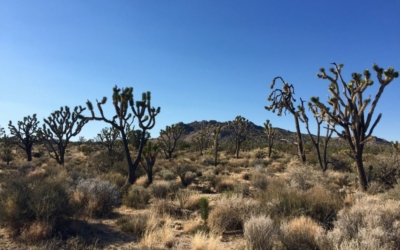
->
215, 178, 235, 193
0, 175, 71, 240
253, 149, 267, 159
244, 215, 277, 250
280, 216, 323, 250
73, 178, 121, 217
159, 169, 176, 181
150, 181, 171, 199
323, 194, 400, 250
123, 186, 151, 209
152, 199, 184, 218
208, 195, 260, 235
117, 214, 148, 239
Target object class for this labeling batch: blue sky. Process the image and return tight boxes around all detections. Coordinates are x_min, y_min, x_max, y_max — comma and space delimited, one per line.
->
1, 0, 399, 142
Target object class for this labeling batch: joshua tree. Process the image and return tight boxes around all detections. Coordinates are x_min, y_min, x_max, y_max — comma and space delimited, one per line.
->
158, 124, 186, 160
264, 120, 277, 158
192, 123, 212, 155
140, 141, 159, 184
298, 99, 334, 171
229, 116, 249, 158
83, 86, 160, 184
96, 126, 122, 167
212, 125, 222, 166
311, 63, 398, 190
39, 106, 87, 165
266, 78, 306, 162
8, 114, 40, 161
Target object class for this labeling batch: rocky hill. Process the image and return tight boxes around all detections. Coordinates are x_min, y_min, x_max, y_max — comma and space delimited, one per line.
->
173, 120, 392, 148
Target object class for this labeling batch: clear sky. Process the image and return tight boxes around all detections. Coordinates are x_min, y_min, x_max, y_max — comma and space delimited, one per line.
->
1, 0, 399, 142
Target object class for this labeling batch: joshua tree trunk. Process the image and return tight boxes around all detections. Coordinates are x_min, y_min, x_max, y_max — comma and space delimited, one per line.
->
294, 116, 306, 162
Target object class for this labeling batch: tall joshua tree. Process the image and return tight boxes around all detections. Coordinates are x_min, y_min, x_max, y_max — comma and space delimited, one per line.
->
311, 63, 398, 190
266, 78, 306, 162
83, 86, 160, 184
264, 120, 277, 158
8, 114, 40, 161
39, 106, 88, 165
158, 124, 185, 160
229, 116, 249, 158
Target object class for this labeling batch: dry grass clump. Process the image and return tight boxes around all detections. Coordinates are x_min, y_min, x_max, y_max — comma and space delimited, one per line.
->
321, 194, 400, 250
215, 177, 235, 193
208, 194, 260, 235
251, 173, 268, 190
174, 189, 201, 210
135, 175, 150, 188
116, 214, 148, 239
140, 216, 175, 249
280, 216, 323, 250
152, 199, 185, 218
244, 214, 277, 250
191, 232, 221, 250
123, 185, 151, 209
252, 148, 268, 159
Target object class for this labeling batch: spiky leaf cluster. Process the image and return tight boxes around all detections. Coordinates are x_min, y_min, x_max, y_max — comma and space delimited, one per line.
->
265, 77, 297, 116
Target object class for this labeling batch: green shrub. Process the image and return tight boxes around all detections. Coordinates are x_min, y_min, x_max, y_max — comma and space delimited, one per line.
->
150, 181, 172, 199
253, 149, 267, 159
0, 175, 71, 239
123, 186, 151, 209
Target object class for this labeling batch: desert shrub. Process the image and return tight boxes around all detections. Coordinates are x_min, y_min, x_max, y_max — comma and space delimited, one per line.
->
150, 181, 172, 199
152, 199, 185, 218
215, 177, 235, 193
123, 185, 151, 209
0, 175, 71, 240
208, 195, 260, 235
280, 216, 323, 250
117, 214, 148, 239
251, 173, 268, 190
174, 189, 200, 209
322, 194, 400, 250
244, 215, 277, 250
173, 164, 197, 186
72, 178, 121, 217
286, 165, 321, 191
365, 154, 399, 190
201, 157, 214, 166
158, 169, 176, 181
252, 148, 267, 159
257, 180, 342, 229
101, 172, 126, 189
384, 182, 400, 200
